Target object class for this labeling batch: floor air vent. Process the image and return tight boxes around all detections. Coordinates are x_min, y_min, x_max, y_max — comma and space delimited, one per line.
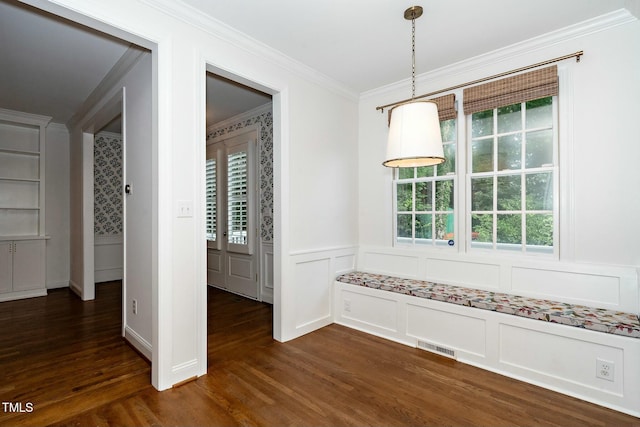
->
416, 340, 456, 359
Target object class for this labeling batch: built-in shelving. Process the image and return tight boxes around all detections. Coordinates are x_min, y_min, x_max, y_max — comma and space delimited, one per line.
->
0, 108, 50, 301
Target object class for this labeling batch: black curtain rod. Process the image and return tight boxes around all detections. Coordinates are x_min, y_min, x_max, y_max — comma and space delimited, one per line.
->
376, 50, 583, 112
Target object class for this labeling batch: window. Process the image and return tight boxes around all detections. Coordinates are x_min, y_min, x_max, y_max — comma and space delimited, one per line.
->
227, 149, 248, 245
395, 118, 456, 246
206, 134, 255, 254
469, 96, 556, 253
205, 157, 216, 240
391, 66, 559, 257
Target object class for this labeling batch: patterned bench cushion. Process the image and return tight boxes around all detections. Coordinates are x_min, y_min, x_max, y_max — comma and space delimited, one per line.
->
336, 272, 640, 339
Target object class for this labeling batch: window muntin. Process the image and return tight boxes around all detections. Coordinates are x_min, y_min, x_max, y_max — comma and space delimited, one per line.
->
395, 119, 456, 247
468, 96, 556, 254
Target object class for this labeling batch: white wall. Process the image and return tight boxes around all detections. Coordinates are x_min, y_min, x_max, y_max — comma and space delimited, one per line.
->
358, 11, 640, 309
45, 123, 70, 289
30, 0, 359, 390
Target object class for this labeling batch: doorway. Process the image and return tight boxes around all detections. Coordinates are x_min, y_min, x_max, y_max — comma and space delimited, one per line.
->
205, 72, 274, 304
207, 128, 258, 299
93, 115, 124, 285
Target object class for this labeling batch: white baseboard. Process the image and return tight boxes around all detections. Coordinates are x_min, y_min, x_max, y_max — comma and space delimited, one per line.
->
47, 280, 70, 289
0, 289, 47, 302
95, 268, 123, 283
124, 325, 152, 360
69, 279, 82, 297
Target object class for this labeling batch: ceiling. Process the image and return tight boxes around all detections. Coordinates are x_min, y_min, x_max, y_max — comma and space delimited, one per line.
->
181, 0, 630, 93
0, 0, 633, 127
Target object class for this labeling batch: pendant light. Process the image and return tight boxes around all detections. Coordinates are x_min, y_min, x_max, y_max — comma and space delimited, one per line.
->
383, 6, 445, 168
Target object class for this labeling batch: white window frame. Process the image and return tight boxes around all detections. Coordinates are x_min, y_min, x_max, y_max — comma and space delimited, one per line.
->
465, 96, 559, 257
393, 118, 457, 249
391, 88, 562, 260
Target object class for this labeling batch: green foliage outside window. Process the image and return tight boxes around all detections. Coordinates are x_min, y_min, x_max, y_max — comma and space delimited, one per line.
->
396, 119, 456, 245
470, 97, 554, 252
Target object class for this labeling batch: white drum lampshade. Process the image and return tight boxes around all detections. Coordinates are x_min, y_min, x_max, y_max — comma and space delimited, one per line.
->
383, 100, 444, 168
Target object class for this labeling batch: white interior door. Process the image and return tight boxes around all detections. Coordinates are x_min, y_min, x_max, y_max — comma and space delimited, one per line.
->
206, 129, 258, 299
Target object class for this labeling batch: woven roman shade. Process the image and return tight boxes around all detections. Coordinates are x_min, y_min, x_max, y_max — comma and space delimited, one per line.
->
388, 93, 456, 125
463, 65, 558, 115
433, 93, 457, 121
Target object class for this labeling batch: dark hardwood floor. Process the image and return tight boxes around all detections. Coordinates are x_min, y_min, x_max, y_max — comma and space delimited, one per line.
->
0, 282, 638, 426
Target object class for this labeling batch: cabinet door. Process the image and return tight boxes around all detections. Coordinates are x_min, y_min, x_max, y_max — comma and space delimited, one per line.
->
0, 242, 12, 293
12, 240, 45, 292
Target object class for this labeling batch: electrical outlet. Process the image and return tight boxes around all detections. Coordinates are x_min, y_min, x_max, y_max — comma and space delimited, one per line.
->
344, 299, 351, 313
132, 299, 138, 315
596, 358, 614, 381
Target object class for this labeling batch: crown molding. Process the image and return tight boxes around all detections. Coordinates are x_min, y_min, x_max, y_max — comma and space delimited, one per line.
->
0, 108, 52, 126
362, 8, 637, 101
139, 0, 358, 103
95, 130, 123, 139
46, 122, 70, 132
67, 45, 148, 130
206, 102, 272, 135
625, 0, 640, 19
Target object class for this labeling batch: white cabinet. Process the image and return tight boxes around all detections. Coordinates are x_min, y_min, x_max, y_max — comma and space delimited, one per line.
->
0, 108, 50, 301
0, 238, 46, 301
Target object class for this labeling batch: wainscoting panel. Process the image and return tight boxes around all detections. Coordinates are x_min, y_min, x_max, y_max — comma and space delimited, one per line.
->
406, 302, 487, 357
499, 323, 624, 396
94, 235, 123, 283
511, 266, 637, 312
360, 250, 420, 278
206, 249, 224, 287
426, 258, 500, 290
342, 289, 398, 333
228, 254, 253, 280
294, 257, 331, 329
261, 242, 274, 303
357, 245, 639, 313
334, 253, 356, 275
289, 246, 358, 338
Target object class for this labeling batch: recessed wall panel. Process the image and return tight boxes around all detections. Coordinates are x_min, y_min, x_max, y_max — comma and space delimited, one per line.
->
511, 267, 620, 306
406, 303, 486, 357
341, 289, 398, 332
334, 253, 355, 274
207, 250, 221, 273
228, 254, 252, 279
499, 324, 624, 396
426, 258, 500, 289
294, 258, 331, 328
361, 251, 419, 277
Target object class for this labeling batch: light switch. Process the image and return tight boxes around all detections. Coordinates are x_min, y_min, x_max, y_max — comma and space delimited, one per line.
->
176, 200, 193, 218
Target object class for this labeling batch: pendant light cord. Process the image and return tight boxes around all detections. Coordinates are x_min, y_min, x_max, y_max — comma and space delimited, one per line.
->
411, 14, 416, 99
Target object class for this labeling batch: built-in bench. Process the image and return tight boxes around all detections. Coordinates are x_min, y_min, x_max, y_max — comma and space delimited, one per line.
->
336, 271, 640, 339
334, 268, 640, 416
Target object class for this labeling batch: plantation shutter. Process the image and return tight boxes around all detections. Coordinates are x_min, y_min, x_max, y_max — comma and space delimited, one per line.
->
463, 65, 558, 115
205, 158, 216, 239
227, 150, 248, 245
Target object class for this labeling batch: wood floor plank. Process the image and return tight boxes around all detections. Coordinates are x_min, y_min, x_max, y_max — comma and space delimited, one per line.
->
1, 283, 638, 426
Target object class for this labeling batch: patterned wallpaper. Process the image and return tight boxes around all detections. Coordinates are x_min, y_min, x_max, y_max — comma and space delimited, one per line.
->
94, 132, 123, 235
207, 106, 273, 242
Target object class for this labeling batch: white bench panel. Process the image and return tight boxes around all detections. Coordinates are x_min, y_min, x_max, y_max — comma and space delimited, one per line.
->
406, 302, 487, 357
